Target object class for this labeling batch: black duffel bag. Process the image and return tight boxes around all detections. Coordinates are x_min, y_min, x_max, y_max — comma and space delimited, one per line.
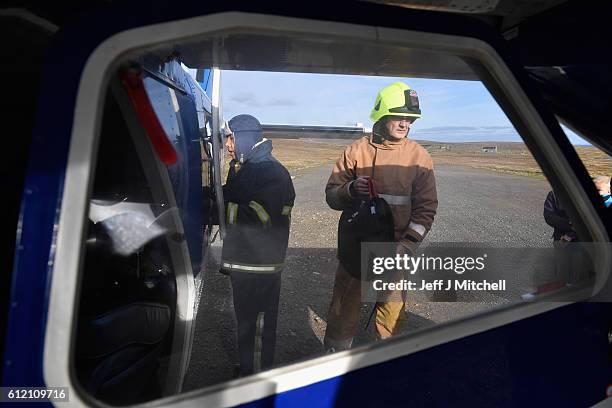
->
337, 178, 395, 280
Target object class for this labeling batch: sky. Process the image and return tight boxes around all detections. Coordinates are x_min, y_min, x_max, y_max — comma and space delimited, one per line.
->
216, 70, 589, 145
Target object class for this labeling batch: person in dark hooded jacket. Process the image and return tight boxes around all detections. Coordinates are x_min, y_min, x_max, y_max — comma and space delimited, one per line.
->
543, 190, 576, 242
220, 114, 295, 376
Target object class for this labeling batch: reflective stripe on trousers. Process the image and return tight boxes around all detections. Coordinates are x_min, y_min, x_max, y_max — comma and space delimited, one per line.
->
253, 312, 265, 373
230, 271, 280, 376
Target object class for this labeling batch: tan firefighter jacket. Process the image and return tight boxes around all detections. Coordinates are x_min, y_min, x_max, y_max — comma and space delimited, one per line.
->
326, 134, 438, 246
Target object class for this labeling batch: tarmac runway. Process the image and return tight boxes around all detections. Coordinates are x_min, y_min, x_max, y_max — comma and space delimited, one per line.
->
184, 163, 555, 390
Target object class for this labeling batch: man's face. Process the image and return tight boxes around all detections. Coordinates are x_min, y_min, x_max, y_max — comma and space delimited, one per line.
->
225, 134, 236, 160
595, 179, 611, 196
384, 116, 414, 140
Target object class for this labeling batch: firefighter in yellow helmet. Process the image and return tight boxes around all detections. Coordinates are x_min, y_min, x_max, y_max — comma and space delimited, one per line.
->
324, 82, 438, 351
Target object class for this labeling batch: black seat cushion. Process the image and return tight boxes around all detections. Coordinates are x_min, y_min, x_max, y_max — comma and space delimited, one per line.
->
77, 302, 171, 359
86, 344, 163, 404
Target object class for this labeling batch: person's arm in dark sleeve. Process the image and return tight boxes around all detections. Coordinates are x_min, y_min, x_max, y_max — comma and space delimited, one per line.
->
279, 174, 296, 220
224, 173, 275, 228
202, 160, 246, 226
287, 175, 296, 206
224, 200, 268, 227
543, 191, 573, 231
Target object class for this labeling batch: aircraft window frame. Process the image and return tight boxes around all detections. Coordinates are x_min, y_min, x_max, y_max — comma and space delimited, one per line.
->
42, 12, 610, 407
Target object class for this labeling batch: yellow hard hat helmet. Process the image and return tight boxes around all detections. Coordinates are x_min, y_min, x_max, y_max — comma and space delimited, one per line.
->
370, 82, 422, 122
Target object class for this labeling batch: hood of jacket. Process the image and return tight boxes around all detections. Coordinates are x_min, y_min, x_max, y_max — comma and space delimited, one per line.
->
247, 139, 274, 163
229, 114, 264, 163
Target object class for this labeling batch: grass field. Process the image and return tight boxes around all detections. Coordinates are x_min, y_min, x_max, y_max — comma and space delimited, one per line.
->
271, 139, 343, 176
220, 138, 342, 180
423, 141, 612, 180
269, 138, 612, 181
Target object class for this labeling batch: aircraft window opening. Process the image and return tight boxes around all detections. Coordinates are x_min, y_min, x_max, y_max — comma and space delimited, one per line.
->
47, 14, 611, 408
